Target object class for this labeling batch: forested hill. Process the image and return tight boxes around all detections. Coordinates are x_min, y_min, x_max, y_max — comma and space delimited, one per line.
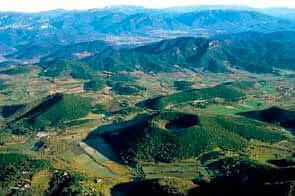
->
37, 31, 295, 77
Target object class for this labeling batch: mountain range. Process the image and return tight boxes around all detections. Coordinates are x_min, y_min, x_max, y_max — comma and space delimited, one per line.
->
32, 31, 295, 77
1, 6, 295, 50
1, 6, 295, 75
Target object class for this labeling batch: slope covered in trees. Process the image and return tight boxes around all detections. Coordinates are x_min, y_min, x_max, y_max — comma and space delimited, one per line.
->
90, 111, 285, 164
36, 32, 295, 77
238, 107, 295, 129
5, 94, 92, 132
137, 83, 246, 110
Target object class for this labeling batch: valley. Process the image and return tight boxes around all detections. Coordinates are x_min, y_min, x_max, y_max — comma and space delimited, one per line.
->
0, 5, 295, 196
0, 61, 295, 195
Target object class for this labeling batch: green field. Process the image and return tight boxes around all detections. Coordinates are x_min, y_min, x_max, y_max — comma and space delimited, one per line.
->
0, 67, 295, 195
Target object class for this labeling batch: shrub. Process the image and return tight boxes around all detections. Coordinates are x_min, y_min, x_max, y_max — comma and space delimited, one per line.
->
0, 79, 9, 90
0, 153, 49, 187
174, 81, 193, 91
84, 80, 105, 91
111, 82, 145, 95
46, 170, 83, 196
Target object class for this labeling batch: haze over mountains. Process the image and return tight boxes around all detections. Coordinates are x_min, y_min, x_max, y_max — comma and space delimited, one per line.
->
0, 6, 295, 75
1, 5, 295, 48
4, 31, 292, 77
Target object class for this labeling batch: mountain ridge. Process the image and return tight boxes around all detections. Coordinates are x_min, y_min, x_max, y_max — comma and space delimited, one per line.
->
35, 31, 295, 77
1, 8, 295, 49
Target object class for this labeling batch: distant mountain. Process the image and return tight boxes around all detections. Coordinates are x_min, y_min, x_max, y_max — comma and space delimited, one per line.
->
163, 5, 256, 13
216, 31, 295, 42
5, 44, 60, 60
37, 31, 295, 77
102, 5, 150, 14
102, 10, 293, 35
165, 6, 295, 20
92, 32, 295, 73
262, 8, 295, 20
0, 44, 15, 56
1, 8, 295, 49
40, 40, 111, 62
84, 37, 218, 73
174, 10, 291, 32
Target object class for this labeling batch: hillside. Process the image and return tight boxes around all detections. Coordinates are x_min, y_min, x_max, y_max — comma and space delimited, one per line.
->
34, 32, 295, 77
88, 111, 286, 163
6, 93, 92, 132
174, 10, 294, 32
39, 59, 92, 79
112, 162, 295, 196
238, 107, 295, 129
0, 104, 25, 118
0, 66, 30, 75
137, 82, 246, 110
5, 44, 59, 60
1, 5, 295, 196
40, 40, 111, 62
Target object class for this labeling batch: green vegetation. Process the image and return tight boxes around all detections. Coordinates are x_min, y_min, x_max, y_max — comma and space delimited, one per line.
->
84, 79, 105, 91
64, 119, 91, 127
41, 40, 110, 62
0, 104, 25, 118
26, 94, 92, 129
114, 177, 196, 196
109, 73, 137, 82
209, 115, 285, 142
2, 11, 295, 196
39, 59, 92, 79
0, 153, 49, 192
138, 84, 245, 110
224, 81, 256, 90
105, 74, 145, 96
31, 33, 295, 76
174, 80, 193, 91
199, 151, 225, 165
99, 112, 286, 163
46, 170, 84, 196
81, 35, 295, 74
190, 157, 295, 196
111, 106, 144, 115
239, 107, 295, 129
0, 79, 9, 90
92, 104, 107, 114
3, 94, 92, 133
0, 131, 11, 145
112, 156, 295, 196
111, 82, 146, 95
207, 156, 272, 177
0, 66, 30, 75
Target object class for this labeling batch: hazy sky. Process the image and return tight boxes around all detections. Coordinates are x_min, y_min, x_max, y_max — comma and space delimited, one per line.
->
1, 0, 295, 12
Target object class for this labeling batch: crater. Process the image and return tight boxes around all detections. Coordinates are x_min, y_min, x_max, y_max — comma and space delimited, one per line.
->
165, 115, 199, 132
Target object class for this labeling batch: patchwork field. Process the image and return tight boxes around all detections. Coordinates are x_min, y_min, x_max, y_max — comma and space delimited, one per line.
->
0, 66, 295, 195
